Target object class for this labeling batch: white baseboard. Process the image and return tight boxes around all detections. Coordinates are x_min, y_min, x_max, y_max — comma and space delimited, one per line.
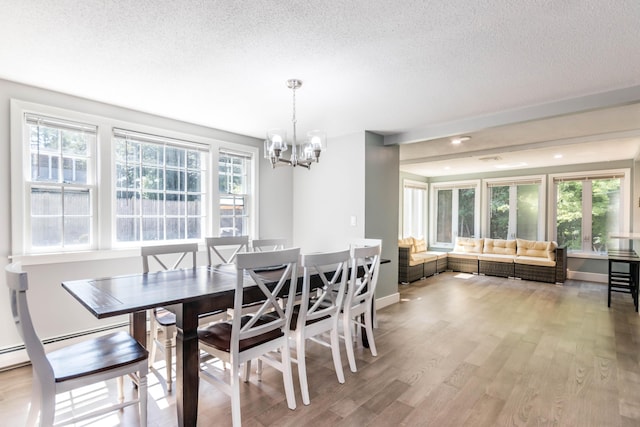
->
566, 270, 607, 283
376, 292, 400, 310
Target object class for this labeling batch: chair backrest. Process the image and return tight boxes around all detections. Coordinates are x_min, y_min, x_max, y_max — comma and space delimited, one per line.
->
141, 242, 199, 273
5, 263, 54, 385
346, 243, 382, 309
232, 248, 300, 352
350, 238, 383, 250
251, 238, 287, 252
299, 249, 350, 328
206, 236, 249, 265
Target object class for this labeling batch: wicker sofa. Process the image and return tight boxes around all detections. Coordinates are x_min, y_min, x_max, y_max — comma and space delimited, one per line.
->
398, 237, 445, 284
398, 236, 567, 284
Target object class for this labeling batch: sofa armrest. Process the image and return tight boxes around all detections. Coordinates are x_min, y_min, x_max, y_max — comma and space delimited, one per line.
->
555, 245, 567, 283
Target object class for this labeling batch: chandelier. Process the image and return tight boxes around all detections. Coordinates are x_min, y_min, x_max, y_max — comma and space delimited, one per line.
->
264, 79, 327, 169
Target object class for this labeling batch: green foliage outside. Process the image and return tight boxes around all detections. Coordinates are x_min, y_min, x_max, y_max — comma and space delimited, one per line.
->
557, 179, 620, 252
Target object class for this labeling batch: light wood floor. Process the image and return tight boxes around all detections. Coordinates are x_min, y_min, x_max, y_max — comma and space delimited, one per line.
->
2, 272, 640, 426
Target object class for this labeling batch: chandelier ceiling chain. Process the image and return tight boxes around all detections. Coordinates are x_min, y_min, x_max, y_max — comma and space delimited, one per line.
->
264, 79, 327, 169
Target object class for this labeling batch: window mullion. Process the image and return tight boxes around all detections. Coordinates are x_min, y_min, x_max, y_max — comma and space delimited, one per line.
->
582, 181, 593, 252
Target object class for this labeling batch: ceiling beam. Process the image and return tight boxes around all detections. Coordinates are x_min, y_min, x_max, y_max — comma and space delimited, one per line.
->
385, 85, 640, 146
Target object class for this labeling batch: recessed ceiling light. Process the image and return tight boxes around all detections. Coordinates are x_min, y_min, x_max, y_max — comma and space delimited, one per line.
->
444, 166, 451, 170
451, 136, 471, 145
554, 154, 563, 159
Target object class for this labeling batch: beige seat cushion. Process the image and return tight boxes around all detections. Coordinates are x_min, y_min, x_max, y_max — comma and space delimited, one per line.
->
514, 255, 556, 267
483, 238, 516, 256
516, 239, 557, 261
447, 252, 479, 260
410, 252, 438, 264
425, 251, 448, 260
453, 237, 484, 254
478, 253, 516, 263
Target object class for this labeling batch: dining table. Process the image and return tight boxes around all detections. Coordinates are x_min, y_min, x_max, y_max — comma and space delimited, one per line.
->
62, 263, 283, 427
62, 257, 388, 426
61, 259, 386, 426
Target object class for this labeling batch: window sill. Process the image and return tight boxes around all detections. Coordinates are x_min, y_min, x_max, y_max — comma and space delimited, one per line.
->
11, 248, 142, 266
567, 251, 608, 260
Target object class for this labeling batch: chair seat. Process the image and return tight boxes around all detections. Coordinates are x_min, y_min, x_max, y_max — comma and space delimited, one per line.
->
198, 315, 284, 352
154, 307, 177, 326
48, 331, 148, 382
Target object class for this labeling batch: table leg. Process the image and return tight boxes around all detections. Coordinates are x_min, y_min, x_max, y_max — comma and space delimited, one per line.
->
130, 311, 147, 347
175, 303, 200, 427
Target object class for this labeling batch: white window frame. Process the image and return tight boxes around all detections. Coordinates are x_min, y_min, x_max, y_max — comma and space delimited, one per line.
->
483, 175, 546, 241
429, 180, 480, 248
111, 128, 211, 246
549, 168, 630, 255
402, 179, 427, 239
218, 149, 255, 237
10, 99, 259, 263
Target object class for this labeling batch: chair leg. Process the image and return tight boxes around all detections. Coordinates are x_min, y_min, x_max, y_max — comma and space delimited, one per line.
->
364, 307, 377, 357
26, 376, 41, 427
242, 360, 251, 383
296, 334, 310, 405
330, 325, 345, 384
139, 371, 148, 427
281, 343, 297, 410
230, 362, 242, 427
165, 329, 173, 392
150, 315, 159, 364
40, 388, 55, 427
256, 359, 263, 381
117, 375, 124, 402
343, 313, 357, 373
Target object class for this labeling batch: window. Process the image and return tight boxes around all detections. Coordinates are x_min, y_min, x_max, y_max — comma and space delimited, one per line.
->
113, 129, 207, 243
218, 150, 252, 237
486, 177, 544, 240
430, 181, 479, 247
552, 170, 628, 254
24, 113, 97, 252
402, 180, 427, 238
11, 100, 258, 259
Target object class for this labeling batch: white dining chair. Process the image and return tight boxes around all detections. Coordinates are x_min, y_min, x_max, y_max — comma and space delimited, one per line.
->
6, 263, 149, 426
343, 241, 382, 372
198, 247, 300, 427
141, 242, 198, 393
290, 249, 350, 405
251, 238, 287, 252
205, 235, 249, 264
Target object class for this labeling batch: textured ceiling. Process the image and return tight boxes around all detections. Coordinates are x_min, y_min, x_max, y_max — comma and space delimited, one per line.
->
1, 1, 640, 176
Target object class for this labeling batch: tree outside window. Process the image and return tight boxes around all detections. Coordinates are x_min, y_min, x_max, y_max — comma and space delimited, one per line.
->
114, 132, 206, 243
556, 177, 621, 253
219, 151, 251, 237
488, 181, 541, 241
26, 115, 95, 250
431, 182, 479, 247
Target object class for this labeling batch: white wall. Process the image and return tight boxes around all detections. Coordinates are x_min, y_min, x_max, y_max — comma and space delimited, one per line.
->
0, 79, 293, 357
292, 132, 366, 252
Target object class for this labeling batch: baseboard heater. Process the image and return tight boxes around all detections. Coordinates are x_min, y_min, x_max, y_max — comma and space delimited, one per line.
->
0, 321, 130, 371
